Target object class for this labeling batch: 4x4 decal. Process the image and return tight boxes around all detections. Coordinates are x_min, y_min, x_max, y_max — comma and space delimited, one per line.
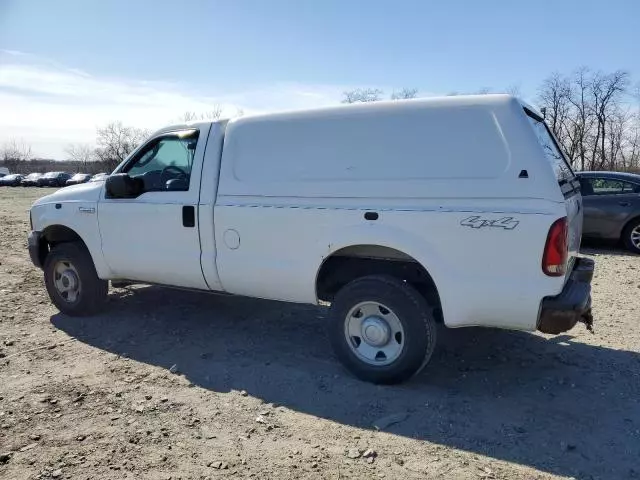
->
460, 216, 519, 230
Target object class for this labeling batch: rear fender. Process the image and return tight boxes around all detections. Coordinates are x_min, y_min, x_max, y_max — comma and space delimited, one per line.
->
316, 223, 452, 321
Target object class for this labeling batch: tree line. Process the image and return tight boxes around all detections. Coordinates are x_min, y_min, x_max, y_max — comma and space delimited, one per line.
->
2, 69, 639, 174
0, 110, 231, 174
537, 69, 638, 172
0, 122, 152, 174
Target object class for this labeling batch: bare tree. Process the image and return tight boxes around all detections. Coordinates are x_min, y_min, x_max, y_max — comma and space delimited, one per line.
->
624, 110, 640, 171
65, 143, 94, 172
342, 88, 383, 103
1, 138, 33, 173
566, 68, 594, 170
538, 73, 573, 155
178, 105, 246, 123
505, 84, 522, 97
182, 106, 223, 122
589, 70, 629, 170
94, 122, 151, 171
538, 68, 633, 172
391, 88, 419, 100
182, 111, 199, 122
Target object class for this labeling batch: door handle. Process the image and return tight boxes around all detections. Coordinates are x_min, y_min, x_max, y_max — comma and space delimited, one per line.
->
619, 201, 631, 207
182, 206, 195, 227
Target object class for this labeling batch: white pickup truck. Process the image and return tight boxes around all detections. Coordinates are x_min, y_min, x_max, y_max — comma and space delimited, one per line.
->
28, 95, 594, 384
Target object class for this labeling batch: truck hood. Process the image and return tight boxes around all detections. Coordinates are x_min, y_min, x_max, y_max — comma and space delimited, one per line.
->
32, 181, 104, 206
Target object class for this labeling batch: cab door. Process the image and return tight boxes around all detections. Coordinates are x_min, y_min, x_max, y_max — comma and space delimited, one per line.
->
97, 127, 210, 290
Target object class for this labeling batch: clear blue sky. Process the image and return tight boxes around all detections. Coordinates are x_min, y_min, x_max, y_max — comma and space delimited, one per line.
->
1, 0, 639, 157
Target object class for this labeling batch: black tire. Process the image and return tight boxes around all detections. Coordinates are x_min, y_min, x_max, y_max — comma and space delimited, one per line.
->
622, 217, 640, 254
43, 242, 108, 316
328, 275, 437, 384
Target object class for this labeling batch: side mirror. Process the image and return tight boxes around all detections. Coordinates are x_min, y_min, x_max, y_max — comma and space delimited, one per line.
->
105, 173, 143, 199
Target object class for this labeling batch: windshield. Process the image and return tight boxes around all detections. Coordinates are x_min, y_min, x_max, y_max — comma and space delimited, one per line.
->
525, 109, 575, 185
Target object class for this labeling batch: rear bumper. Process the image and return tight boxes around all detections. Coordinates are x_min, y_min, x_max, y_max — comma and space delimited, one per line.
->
28, 231, 44, 269
538, 257, 594, 334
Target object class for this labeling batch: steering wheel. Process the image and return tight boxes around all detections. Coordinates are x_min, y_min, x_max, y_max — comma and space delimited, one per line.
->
159, 165, 188, 187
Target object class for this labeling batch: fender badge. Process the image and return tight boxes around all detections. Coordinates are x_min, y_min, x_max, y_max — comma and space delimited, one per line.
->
460, 216, 519, 230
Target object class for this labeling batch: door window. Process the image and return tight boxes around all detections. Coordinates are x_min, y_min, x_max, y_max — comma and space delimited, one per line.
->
123, 130, 199, 192
581, 177, 640, 196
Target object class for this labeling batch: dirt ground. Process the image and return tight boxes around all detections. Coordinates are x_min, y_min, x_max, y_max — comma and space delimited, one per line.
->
0, 187, 639, 480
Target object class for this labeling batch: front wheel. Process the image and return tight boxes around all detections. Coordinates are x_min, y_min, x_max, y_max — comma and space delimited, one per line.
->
44, 242, 108, 316
328, 275, 437, 384
622, 218, 640, 254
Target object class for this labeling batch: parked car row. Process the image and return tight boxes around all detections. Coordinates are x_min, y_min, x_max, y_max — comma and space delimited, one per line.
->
0, 172, 109, 187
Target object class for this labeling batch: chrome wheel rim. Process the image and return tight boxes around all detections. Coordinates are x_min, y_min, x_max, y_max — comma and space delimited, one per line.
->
631, 225, 640, 250
344, 301, 405, 366
53, 261, 81, 303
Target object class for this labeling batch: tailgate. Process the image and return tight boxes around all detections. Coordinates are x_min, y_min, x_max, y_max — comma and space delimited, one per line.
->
564, 185, 584, 275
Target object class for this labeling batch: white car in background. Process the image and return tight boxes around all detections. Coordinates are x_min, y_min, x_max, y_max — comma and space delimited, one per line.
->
89, 173, 109, 182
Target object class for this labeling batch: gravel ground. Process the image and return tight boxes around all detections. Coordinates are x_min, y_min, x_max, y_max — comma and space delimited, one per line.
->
0, 187, 639, 480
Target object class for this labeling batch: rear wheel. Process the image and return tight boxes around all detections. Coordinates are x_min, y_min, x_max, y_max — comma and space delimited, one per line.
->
328, 275, 437, 384
622, 218, 640, 254
44, 242, 108, 316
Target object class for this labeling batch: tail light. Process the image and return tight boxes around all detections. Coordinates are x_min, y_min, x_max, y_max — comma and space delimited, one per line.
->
542, 217, 568, 276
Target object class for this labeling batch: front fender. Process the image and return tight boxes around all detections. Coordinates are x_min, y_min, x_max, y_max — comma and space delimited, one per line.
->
30, 202, 111, 279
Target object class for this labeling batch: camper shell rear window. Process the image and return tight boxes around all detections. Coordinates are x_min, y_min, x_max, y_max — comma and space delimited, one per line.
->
524, 108, 578, 195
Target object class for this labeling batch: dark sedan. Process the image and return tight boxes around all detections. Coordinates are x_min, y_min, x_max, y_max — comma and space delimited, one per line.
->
66, 173, 92, 185
37, 172, 72, 187
577, 171, 640, 253
0, 174, 24, 186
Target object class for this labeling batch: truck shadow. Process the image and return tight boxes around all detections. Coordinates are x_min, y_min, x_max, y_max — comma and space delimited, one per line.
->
51, 286, 639, 480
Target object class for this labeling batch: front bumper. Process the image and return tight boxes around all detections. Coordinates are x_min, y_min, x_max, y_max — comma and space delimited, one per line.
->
28, 231, 44, 269
538, 257, 594, 334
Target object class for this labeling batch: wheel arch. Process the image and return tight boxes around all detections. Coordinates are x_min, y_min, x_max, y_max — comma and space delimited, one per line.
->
43, 224, 86, 244
39, 224, 90, 268
315, 243, 443, 323
622, 214, 640, 234
621, 214, 640, 248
